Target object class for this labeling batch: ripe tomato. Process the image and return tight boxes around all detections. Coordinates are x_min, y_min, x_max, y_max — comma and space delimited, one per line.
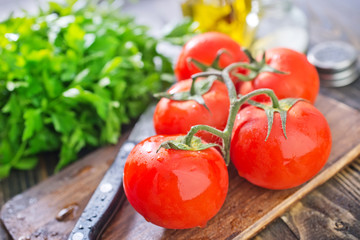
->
153, 78, 230, 144
123, 135, 229, 229
230, 101, 331, 189
237, 48, 319, 104
175, 32, 248, 81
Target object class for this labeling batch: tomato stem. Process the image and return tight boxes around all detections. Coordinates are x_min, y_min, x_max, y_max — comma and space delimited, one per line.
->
182, 63, 284, 165
160, 53, 293, 165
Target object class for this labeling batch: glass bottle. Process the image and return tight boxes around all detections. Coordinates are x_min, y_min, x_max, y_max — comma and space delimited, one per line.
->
181, 0, 259, 47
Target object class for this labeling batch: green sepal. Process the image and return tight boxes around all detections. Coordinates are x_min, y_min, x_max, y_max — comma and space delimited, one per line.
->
233, 71, 257, 82
188, 48, 231, 71
188, 58, 209, 72
154, 76, 217, 111
211, 49, 230, 69
243, 48, 256, 63
233, 49, 288, 83
248, 98, 304, 141
157, 136, 220, 152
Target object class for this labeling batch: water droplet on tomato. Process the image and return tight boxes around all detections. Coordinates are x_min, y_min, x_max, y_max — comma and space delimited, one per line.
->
143, 142, 153, 153
198, 221, 207, 228
190, 166, 197, 171
157, 156, 164, 162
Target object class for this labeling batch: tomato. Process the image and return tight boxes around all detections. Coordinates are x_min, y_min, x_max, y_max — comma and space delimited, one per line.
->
123, 135, 229, 229
237, 48, 319, 104
153, 78, 230, 145
230, 101, 331, 189
175, 32, 248, 81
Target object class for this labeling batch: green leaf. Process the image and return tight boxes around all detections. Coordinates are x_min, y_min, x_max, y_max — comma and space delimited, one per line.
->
74, 68, 90, 84
13, 157, 38, 170
22, 109, 43, 141
50, 111, 76, 134
0, 165, 11, 179
0, 0, 173, 176
162, 18, 199, 45
101, 57, 123, 76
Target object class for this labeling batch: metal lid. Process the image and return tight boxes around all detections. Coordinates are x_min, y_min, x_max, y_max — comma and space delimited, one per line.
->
319, 70, 359, 87
307, 41, 359, 87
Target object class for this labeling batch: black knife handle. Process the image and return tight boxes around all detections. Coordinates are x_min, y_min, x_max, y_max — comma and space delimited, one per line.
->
68, 141, 137, 240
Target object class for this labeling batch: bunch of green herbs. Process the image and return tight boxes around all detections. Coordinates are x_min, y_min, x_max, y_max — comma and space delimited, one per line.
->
0, 0, 174, 178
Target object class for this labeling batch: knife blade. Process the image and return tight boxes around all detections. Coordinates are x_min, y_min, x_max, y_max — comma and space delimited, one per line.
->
68, 104, 156, 240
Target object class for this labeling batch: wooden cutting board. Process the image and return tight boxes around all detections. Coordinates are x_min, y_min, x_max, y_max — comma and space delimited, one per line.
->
1, 94, 360, 240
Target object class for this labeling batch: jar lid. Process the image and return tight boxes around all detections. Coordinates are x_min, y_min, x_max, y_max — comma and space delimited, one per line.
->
307, 41, 359, 87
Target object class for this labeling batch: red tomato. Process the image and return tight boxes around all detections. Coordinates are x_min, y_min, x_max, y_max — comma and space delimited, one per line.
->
175, 32, 248, 81
237, 48, 319, 104
154, 79, 230, 145
123, 135, 229, 229
230, 101, 331, 189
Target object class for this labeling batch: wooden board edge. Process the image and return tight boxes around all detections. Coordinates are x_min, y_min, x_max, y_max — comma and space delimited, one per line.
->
234, 142, 360, 240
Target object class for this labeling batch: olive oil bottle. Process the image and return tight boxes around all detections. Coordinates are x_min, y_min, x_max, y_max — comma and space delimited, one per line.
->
181, 0, 258, 47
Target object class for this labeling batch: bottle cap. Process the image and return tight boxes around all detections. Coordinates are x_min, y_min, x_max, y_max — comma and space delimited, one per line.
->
307, 41, 359, 87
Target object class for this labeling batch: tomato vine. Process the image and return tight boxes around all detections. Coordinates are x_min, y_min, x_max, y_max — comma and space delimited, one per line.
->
159, 61, 302, 165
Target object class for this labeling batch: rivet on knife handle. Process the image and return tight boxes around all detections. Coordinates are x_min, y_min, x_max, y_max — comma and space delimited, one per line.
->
67, 141, 136, 240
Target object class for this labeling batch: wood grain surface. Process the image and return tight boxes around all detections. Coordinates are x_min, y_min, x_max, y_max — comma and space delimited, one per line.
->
1, 0, 360, 239
1, 94, 360, 240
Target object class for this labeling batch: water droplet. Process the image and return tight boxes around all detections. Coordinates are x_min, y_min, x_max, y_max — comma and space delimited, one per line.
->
34, 231, 41, 237
29, 197, 37, 204
73, 165, 93, 177
72, 232, 84, 240
100, 183, 113, 193
18, 236, 30, 240
100, 195, 106, 201
92, 214, 97, 218
56, 204, 79, 222
78, 225, 84, 230
156, 156, 164, 162
16, 213, 25, 220
334, 220, 348, 231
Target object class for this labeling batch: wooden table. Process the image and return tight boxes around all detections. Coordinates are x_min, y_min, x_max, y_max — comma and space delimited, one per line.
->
1, 0, 359, 239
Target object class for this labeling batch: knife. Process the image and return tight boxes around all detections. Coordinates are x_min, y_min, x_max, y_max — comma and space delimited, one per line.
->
67, 105, 156, 240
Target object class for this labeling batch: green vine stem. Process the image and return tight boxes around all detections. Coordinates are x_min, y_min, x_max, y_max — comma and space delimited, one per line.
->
159, 59, 299, 166
183, 63, 282, 165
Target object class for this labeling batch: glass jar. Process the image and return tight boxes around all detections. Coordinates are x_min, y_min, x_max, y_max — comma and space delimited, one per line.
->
250, 0, 309, 53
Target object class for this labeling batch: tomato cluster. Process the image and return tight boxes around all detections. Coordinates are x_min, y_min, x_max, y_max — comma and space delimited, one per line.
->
123, 32, 331, 230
